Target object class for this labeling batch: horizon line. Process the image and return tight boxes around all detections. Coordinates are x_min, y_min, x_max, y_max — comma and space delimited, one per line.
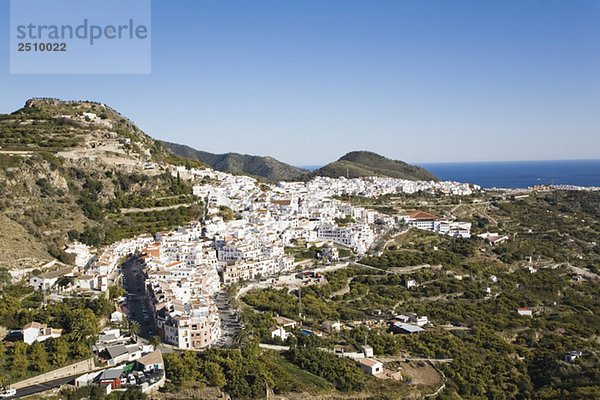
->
295, 158, 600, 169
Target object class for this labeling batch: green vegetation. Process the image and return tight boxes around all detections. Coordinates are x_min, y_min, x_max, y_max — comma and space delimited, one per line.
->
314, 151, 438, 181
0, 283, 112, 384
163, 345, 338, 399
215, 205, 235, 221
334, 215, 355, 226
284, 347, 366, 391
243, 268, 379, 323
0, 99, 213, 267
284, 245, 320, 261
0, 154, 24, 169
240, 191, 600, 399
60, 387, 147, 400
163, 141, 309, 181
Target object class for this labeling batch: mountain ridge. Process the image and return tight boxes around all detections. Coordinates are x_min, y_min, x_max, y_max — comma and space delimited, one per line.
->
314, 151, 439, 181
0, 98, 439, 271
162, 141, 309, 181
0, 98, 206, 271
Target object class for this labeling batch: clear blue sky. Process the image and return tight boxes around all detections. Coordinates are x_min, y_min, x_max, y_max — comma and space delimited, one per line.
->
1, 0, 599, 165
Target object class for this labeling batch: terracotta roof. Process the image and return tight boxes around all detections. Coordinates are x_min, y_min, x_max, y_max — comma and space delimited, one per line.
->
166, 261, 183, 268
408, 211, 438, 220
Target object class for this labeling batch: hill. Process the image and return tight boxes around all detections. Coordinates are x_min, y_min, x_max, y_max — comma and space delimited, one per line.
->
314, 151, 438, 181
0, 98, 206, 271
163, 141, 309, 181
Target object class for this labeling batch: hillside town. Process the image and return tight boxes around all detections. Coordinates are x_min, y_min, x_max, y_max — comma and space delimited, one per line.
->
23, 166, 477, 355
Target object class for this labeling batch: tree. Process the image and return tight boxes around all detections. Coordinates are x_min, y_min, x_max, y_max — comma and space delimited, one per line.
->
204, 361, 226, 387
109, 285, 125, 300
233, 328, 250, 348
149, 335, 161, 349
126, 319, 140, 339
29, 341, 49, 371
69, 308, 98, 341
73, 341, 92, 359
163, 353, 186, 385
11, 342, 29, 378
49, 337, 69, 366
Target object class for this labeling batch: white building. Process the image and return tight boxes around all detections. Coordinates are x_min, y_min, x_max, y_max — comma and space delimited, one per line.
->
359, 358, 383, 375
29, 266, 74, 291
63, 241, 94, 268
269, 326, 290, 340
517, 308, 532, 317
22, 322, 62, 344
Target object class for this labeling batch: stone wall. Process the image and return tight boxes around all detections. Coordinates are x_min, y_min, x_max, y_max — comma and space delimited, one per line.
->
10, 358, 95, 389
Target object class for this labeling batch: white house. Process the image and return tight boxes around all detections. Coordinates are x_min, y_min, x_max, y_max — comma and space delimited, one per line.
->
320, 242, 339, 261
29, 266, 74, 291
517, 308, 532, 317
63, 242, 94, 268
106, 344, 143, 366
361, 345, 374, 358
404, 211, 438, 231
405, 279, 417, 289
110, 310, 124, 323
135, 350, 164, 372
322, 320, 342, 333
564, 351, 582, 363
273, 316, 297, 329
477, 232, 508, 245
359, 358, 383, 375
97, 329, 122, 344
269, 326, 290, 340
22, 322, 62, 344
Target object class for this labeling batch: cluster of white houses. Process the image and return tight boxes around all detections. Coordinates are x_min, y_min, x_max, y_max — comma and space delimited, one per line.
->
25, 167, 479, 351
140, 227, 222, 350
280, 176, 478, 197
28, 235, 154, 296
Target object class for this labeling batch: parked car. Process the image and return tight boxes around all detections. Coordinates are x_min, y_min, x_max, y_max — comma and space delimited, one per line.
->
0, 388, 17, 398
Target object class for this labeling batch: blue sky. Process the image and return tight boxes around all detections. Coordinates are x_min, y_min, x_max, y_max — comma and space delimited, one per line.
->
1, 0, 599, 165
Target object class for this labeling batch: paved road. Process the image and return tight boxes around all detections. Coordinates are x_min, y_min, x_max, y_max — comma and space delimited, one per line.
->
213, 291, 240, 348
14, 373, 84, 398
121, 258, 156, 338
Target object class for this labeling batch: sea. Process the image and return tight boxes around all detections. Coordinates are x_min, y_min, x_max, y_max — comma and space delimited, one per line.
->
297, 160, 600, 189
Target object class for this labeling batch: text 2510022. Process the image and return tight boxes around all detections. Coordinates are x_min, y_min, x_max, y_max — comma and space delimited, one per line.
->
18, 43, 66, 51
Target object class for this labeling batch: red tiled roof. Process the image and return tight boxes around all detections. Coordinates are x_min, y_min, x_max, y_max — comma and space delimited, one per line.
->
408, 211, 438, 220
